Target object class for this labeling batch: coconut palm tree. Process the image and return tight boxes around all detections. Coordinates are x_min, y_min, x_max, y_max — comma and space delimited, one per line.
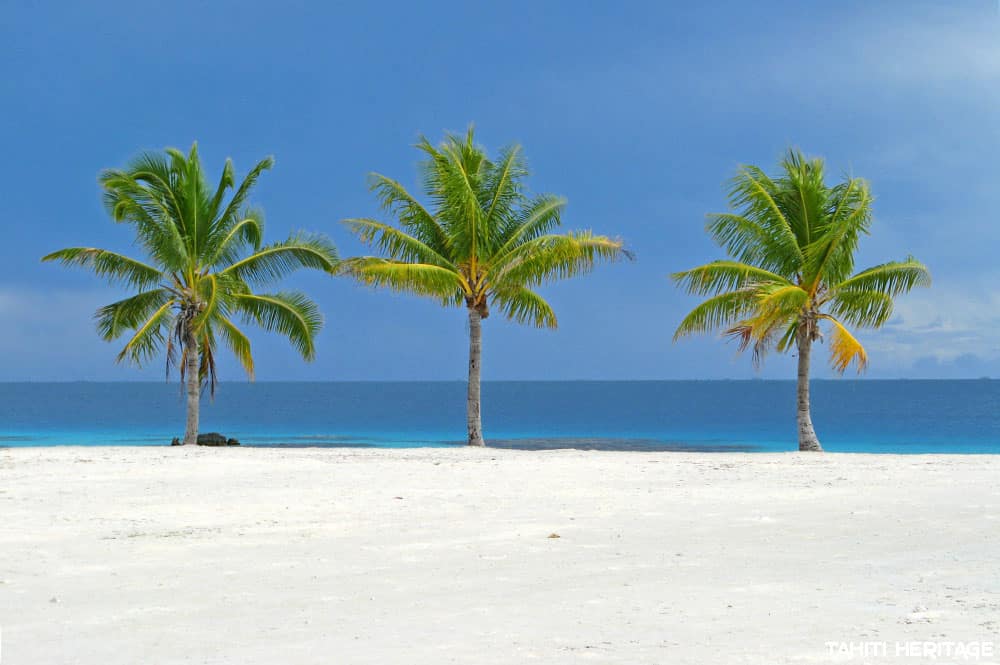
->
43, 143, 339, 445
671, 150, 930, 451
342, 128, 630, 446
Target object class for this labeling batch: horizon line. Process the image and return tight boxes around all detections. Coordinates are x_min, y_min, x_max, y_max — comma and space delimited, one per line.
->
0, 377, 993, 384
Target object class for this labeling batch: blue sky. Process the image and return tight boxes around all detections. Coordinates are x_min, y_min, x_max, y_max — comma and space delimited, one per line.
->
1, 1, 998, 381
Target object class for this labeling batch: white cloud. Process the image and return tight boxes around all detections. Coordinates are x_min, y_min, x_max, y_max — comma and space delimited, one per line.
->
866, 280, 1000, 366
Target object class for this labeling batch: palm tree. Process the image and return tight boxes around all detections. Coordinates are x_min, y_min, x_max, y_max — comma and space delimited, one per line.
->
342, 128, 630, 446
43, 143, 339, 445
671, 150, 930, 451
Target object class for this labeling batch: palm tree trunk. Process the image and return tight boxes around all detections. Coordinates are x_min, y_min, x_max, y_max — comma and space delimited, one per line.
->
796, 327, 822, 452
466, 307, 485, 447
182, 330, 200, 446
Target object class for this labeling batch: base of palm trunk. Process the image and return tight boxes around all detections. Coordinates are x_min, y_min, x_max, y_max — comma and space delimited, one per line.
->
798, 436, 823, 452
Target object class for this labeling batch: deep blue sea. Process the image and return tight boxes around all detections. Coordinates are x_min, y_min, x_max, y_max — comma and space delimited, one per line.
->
0, 380, 997, 453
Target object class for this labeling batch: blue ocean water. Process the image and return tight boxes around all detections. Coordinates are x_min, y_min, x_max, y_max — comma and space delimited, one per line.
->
0, 381, 997, 453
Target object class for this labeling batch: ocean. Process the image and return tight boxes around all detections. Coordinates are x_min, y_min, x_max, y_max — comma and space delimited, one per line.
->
0, 380, 996, 453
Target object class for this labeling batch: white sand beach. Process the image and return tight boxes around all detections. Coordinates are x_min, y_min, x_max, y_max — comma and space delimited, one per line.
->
2, 447, 998, 664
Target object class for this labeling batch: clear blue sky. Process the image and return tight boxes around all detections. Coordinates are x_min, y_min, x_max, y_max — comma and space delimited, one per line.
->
2, 1, 998, 381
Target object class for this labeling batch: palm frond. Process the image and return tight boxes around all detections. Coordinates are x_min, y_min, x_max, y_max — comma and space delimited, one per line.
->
208, 156, 274, 249
198, 326, 219, 397
207, 157, 236, 221
822, 315, 869, 373
727, 165, 804, 270
368, 173, 450, 252
42, 248, 162, 289
232, 291, 322, 360
705, 213, 792, 274
750, 284, 809, 335
831, 257, 931, 298
489, 231, 631, 288
419, 130, 487, 260
342, 257, 466, 299
216, 156, 275, 233
775, 150, 828, 249
206, 208, 265, 268
827, 289, 895, 329
492, 286, 557, 328
673, 289, 758, 340
99, 169, 190, 269
343, 218, 455, 268
216, 314, 254, 379
802, 176, 873, 290
495, 194, 566, 257
726, 314, 794, 369
95, 289, 174, 341
671, 260, 791, 296
220, 232, 339, 284
115, 299, 175, 366
192, 274, 219, 333
481, 144, 526, 247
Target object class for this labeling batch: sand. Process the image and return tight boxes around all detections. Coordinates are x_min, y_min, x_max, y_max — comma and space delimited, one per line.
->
1, 446, 998, 664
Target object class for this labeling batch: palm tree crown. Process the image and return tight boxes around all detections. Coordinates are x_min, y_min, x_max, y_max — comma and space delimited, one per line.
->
43, 142, 339, 392
343, 128, 631, 327
673, 150, 929, 372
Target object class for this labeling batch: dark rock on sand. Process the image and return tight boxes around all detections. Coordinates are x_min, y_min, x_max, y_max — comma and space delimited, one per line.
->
170, 434, 240, 446
197, 433, 240, 446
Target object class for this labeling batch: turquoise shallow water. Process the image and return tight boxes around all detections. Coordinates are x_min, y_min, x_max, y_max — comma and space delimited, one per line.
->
0, 380, 997, 453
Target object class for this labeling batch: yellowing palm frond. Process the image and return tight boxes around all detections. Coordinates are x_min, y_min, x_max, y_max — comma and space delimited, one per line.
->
823, 315, 869, 373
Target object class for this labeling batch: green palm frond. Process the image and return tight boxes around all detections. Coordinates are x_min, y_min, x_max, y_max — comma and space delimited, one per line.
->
775, 150, 828, 248
343, 218, 455, 268
831, 258, 932, 297
42, 248, 163, 289
481, 144, 526, 240
96, 289, 174, 341
727, 165, 804, 271
207, 157, 236, 220
495, 194, 566, 256
826, 289, 895, 329
217, 314, 254, 378
100, 169, 190, 268
705, 213, 790, 274
221, 232, 339, 284
368, 174, 450, 252
802, 176, 873, 290
493, 286, 557, 328
489, 231, 630, 288
232, 291, 321, 360
673, 289, 758, 340
206, 208, 265, 268
342, 257, 466, 299
115, 299, 175, 366
671, 260, 790, 296
216, 156, 274, 230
